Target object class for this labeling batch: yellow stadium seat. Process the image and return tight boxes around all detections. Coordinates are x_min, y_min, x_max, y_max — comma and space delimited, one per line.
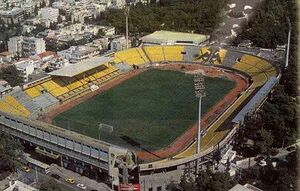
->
232, 62, 253, 72
115, 48, 149, 65
163, 46, 184, 61
144, 46, 165, 62
218, 49, 227, 63
3, 96, 30, 117
25, 87, 40, 98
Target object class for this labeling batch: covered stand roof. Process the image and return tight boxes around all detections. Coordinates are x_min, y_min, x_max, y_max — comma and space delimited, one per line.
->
49, 56, 113, 77
232, 77, 278, 124
141, 30, 209, 45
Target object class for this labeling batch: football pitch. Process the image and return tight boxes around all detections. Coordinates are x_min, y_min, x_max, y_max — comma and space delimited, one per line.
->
54, 69, 235, 150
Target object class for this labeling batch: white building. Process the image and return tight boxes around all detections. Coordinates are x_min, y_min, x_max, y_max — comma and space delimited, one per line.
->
58, 46, 99, 63
111, 0, 126, 8
0, 8, 24, 26
0, 51, 14, 63
40, 7, 59, 23
22, 37, 46, 56
4, 180, 38, 191
8, 36, 46, 57
47, 57, 70, 71
0, 80, 12, 95
110, 36, 129, 52
14, 59, 35, 82
8, 36, 23, 55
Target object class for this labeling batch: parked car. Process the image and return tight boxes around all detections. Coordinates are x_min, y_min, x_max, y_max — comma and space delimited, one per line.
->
22, 166, 30, 173
76, 183, 87, 190
286, 145, 297, 152
257, 160, 267, 167
65, 177, 75, 184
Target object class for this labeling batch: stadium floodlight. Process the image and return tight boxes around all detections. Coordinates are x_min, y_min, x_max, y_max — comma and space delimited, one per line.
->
285, 17, 291, 69
194, 73, 206, 154
125, 5, 130, 49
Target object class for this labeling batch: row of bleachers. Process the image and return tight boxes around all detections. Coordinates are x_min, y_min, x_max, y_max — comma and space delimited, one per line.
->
114, 48, 149, 65
0, 95, 31, 117
143, 46, 165, 62
207, 52, 277, 88
24, 63, 119, 102
163, 46, 184, 61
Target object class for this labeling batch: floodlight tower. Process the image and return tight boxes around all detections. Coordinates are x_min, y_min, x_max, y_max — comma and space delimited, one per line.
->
125, 1, 130, 49
194, 73, 206, 154
285, 17, 291, 69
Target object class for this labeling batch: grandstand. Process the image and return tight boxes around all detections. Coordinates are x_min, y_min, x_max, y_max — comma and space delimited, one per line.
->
0, 43, 281, 191
143, 46, 165, 63
0, 45, 278, 162
25, 57, 120, 102
163, 46, 184, 61
114, 48, 149, 65
0, 45, 278, 124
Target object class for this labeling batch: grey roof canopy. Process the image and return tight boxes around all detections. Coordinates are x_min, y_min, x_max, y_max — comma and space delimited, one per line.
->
232, 77, 278, 124
49, 56, 113, 77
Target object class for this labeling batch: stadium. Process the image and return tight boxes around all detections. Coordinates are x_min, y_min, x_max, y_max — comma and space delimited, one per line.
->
0, 31, 279, 190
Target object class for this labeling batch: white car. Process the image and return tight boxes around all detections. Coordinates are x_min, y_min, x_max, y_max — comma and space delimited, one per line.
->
76, 183, 87, 190
257, 160, 267, 167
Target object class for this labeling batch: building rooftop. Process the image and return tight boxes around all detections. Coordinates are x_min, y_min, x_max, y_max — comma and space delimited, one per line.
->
229, 184, 263, 191
49, 56, 112, 77
38, 51, 56, 59
4, 180, 38, 191
0, 51, 13, 57
141, 30, 209, 45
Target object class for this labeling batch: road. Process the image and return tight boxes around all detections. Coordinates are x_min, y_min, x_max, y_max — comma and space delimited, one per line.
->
18, 169, 80, 191
17, 164, 112, 191
49, 164, 112, 191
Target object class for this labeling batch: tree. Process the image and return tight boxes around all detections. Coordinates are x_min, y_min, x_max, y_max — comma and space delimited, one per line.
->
0, 131, 23, 173
97, 28, 106, 37
232, 0, 293, 49
256, 129, 274, 155
40, 178, 62, 191
169, 170, 236, 191
34, 5, 38, 15
94, 0, 227, 35
0, 65, 23, 86
57, 15, 63, 23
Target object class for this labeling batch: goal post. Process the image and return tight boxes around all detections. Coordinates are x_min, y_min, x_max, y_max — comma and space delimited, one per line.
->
98, 123, 114, 141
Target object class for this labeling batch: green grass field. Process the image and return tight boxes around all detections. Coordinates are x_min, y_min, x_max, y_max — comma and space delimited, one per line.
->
54, 69, 235, 150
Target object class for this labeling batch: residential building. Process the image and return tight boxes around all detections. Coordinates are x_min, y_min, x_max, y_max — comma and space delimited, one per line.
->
110, 36, 129, 52
57, 46, 99, 63
47, 57, 70, 71
8, 36, 46, 57
0, 8, 24, 26
40, 7, 59, 23
8, 36, 23, 55
14, 59, 35, 82
0, 51, 14, 63
0, 80, 12, 95
22, 37, 46, 56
